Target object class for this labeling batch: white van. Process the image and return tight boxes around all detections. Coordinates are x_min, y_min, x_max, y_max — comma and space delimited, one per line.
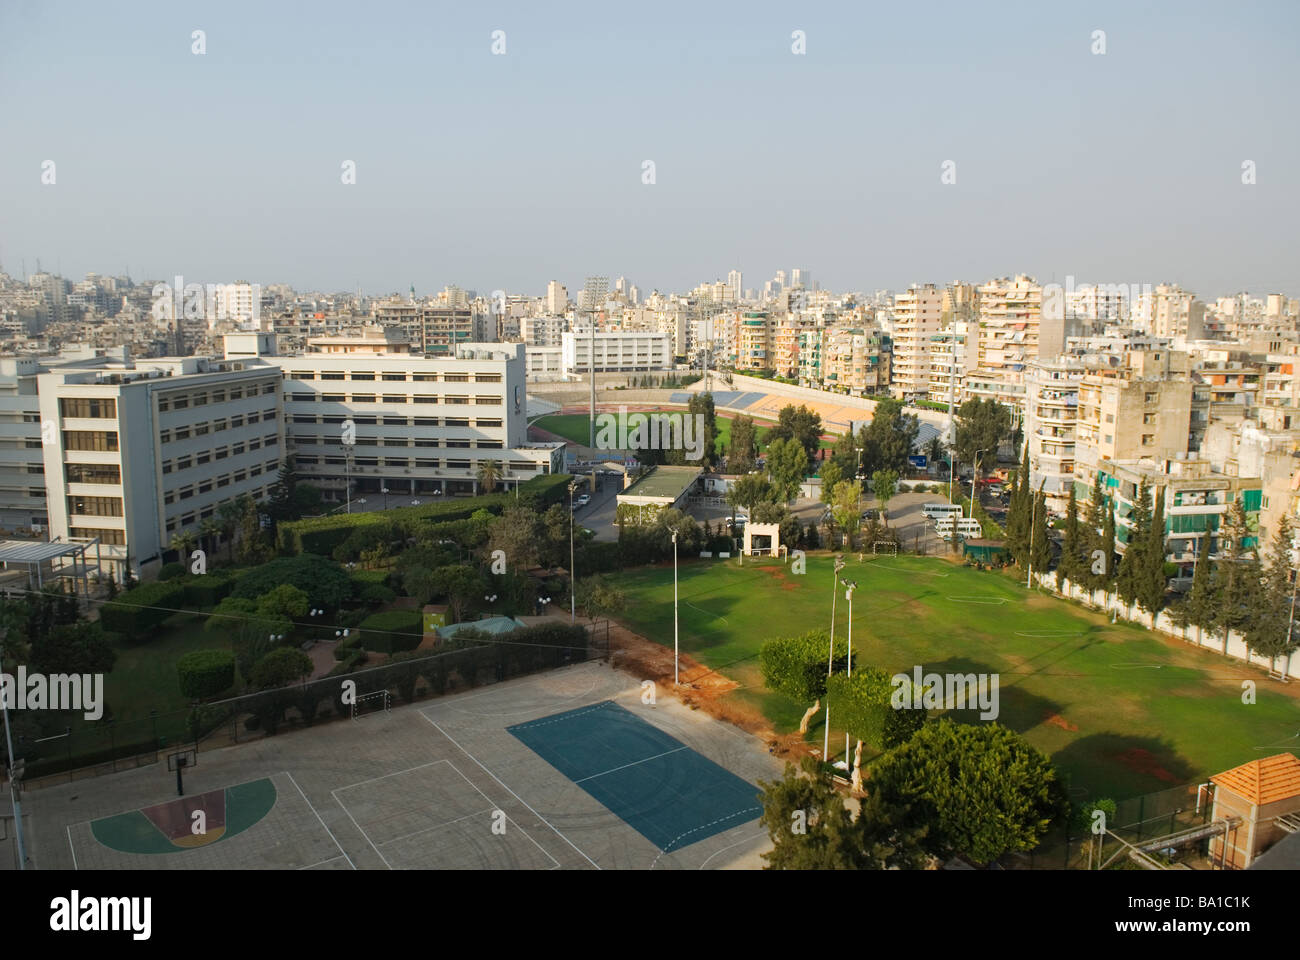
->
923, 503, 964, 520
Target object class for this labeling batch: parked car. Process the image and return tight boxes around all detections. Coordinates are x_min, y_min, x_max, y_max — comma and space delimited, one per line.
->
576, 494, 591, 508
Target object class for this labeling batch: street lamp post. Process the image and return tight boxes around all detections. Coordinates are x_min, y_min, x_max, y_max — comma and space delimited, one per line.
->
672, 530, 679, 685
824, 555, 845, 761
381, 486, 390, 511
842, 579, 858, 764
569, 480, 578, 624
343, 443, 355, 514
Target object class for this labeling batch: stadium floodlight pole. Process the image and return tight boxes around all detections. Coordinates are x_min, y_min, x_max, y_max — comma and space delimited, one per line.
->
825, 555, 846, 761
672, 530, 679, 685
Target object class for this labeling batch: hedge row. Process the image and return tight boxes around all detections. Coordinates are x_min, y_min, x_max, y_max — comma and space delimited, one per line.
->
358, 610, 424, 654
177, 649, 236, 700
100, 580, 186, 636
277, 474, 572, 556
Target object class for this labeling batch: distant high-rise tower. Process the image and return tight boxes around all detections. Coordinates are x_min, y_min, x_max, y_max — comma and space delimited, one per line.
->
727, 269, 743, 302
545, 280, 568, 315
791, 268, 807, 289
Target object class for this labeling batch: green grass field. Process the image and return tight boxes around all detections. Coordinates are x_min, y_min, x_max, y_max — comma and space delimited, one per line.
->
614, 553, 1300, 802
532, 411, 834, 453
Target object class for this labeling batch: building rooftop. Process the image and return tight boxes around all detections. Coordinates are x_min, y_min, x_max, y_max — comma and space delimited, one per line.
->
619, 464, 702, 501
1211, 753, 1300, 806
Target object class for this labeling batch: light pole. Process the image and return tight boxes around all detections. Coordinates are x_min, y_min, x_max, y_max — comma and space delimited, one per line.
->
381, 486, 390, 511
569, 479, 578, 624
824, 555, 845, 761
842, 578, 858, 764
343, 442, 355, 513
672, 530, 679, 686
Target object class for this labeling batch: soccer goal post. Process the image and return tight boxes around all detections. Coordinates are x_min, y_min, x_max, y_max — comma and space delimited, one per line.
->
352, 690, 391, 721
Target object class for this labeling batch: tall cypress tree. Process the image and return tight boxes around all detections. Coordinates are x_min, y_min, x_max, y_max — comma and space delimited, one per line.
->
1183, 530, 1216, 645
1137, 487, 1168, 615
1116, 479, 1151, 616
1057, 484, 1081, 590
1006, 446, 1031, 567
1245, 513, 1298, 672
1216, 498, 1259, 655
1101, 502, 1117, 612
1029, 488, 1051, 577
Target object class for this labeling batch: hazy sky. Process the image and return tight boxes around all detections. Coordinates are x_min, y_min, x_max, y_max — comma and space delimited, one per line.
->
2, 0, 1297, 299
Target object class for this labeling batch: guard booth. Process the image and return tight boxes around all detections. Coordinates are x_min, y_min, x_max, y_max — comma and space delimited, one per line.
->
742, 522, 782, 557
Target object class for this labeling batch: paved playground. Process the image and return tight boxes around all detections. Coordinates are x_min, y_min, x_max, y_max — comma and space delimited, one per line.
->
27, 661, 781, 871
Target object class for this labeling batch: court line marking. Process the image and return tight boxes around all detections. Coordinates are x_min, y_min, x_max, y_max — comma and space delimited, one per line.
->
505, 701, 615, 732
67, 824, 78, 870
298, 853, 349, 871
376, 805, 496, 847
698, 829, 768, 870
285, 771, 357, 871
649, 805, 764, 869
686, 601, 727, 623
328, 784, 390, 870
333, 759, 448, 795
438, 676, 601, 720
423, 714, 600, 870
573, 745, 690, 784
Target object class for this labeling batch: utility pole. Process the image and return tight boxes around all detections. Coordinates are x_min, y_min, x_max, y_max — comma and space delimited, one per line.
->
825, 555, 845, 761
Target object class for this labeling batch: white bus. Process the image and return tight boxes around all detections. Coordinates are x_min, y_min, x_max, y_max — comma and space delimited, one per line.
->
923, 503, 964, 520
934, 517, 984, 539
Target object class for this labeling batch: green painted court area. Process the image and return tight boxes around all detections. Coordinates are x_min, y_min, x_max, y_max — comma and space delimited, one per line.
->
613, 554, 1300, 801
89, 777, 277, 855
508, 700, 761, 853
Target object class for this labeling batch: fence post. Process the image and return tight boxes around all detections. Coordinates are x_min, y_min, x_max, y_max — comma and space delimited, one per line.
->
109, 723, 116, 773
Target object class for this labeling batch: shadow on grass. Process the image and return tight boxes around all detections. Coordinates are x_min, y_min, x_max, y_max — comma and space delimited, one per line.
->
1051, 732, 1197, 801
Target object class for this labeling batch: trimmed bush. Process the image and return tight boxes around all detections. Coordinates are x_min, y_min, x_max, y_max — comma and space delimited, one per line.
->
333, 631, 366, 660
177, 649, 236, 700
249, 647, 314, 690
182, 573, 236, 608
231, 554, 353, 610
358, 609, 423, 655
357, 583, 396, 607
100, 580, 186, 636
158, 562, 187, 581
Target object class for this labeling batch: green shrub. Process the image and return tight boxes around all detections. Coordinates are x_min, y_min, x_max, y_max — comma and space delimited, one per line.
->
231, 554, 353, 610
177, 649, 236, 700
158, 562, 187, 581
182, 573, 236, 608
100, 580, 186, 636
249, 647, 314, 689
359, 609, 423, 654
357, 583, 396, 606
333, 631, 366, 660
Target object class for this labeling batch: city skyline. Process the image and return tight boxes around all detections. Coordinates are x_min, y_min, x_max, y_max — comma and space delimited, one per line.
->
2, 1, 1298, 297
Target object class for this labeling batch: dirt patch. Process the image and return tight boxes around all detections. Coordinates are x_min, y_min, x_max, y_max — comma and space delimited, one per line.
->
1115, 747, 1178, 783
605, 618, 813, 764
781, 582, 799, 591
1043, 712, 1078, 732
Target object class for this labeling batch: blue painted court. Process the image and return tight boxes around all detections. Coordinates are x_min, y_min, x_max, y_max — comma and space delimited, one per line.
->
507, 700, 762, 853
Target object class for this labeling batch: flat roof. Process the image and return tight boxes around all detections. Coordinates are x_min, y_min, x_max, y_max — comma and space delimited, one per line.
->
0, 539, 93, 564
619, 465, 702, 502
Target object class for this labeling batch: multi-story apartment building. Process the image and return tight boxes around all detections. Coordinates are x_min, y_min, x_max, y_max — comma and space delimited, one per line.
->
891, 283, 944, 399
420, 306, 475, 356
733, 312, 772, 371
1131, 283, 1206, 341
0, 356, 53, 533
545, 281, 568, 316
269, 337, 562, 515
1093, 457, 1261, 571
35, 353, 285, 582
560, 330, 671, 373
1024, 357, 1087, 511
1073, 347, 1195, 491
824, 328, 890, 395
926, 322, 978, 407
976, 275, 1044, 380
520, 316, 566, 348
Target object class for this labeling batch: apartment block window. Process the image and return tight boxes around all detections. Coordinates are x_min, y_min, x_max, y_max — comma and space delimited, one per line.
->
195, 423, 210, 436
446, 440, 471, 448
474, 396, 502, 405
264, 459, 278, 472
200, 507, 214, 520
382, 373, 406, 381
1142, 435, 1154, 445
177, 456, 193, 470
234, 470, 247, 482
477, 441, 504, 449
197, 453, 210, 465
262, 384, 275, 395
414, 417, 439, 427
445, 396, 469, 405
1143, 413, 1157, 425
229, 387, 243, 400
246, 412, 260, 424
158, 399, 170, 412
24, 440, 43, 449
291, 371, 314, 381
230, 415, 244, 428
444, 374, 468, 383
179, 486, 194, 500
293, 415, 316, 424
383, 395, 407, 404
1104, 434, 1113, 444
232, 443, 245, 456
193, 393, 208, 406
211, 390, 226, 403
474, 374, 501, 383
413, 373, 438, 382
199, 480, 213, 494
446, 459, 470, 469
165, 520, 176, 533
249, 438, 262, 451
213, 419, 228, 432
383, 416, 409, 426
322, 394, 345, 402
351, 373, 375, 381
292, 393, 314, 402
59, 398, 117, 418
354, 457, 378, 467
445, 418, 469, 427
217, 475, 231, 487
415, 439, 439, 447
158, 429, 172, 444
352, 394, 376, 403
249, 465, 262, 477
63, 430, 119, 452
172, 396, 189, 410
215, 447, 229, 460
414, 395, 438, 404
352, 416, 376, 425
1145, 392, 1158, 404
72, 527, 126, 545
181, 512, 196, 526
164, 492, 175, 504
476, 419, 502, 428
321, 372, 345, 380
67, 495, 123, 517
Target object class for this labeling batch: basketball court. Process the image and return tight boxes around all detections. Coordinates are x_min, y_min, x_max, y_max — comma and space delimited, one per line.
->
27, 661, 781, 870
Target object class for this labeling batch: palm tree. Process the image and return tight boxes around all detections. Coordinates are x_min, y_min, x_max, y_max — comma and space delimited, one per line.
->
217, 501, 242, 563
169, 530, 198, 563
199, 517, 222, 561
477, 460, 502, 494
